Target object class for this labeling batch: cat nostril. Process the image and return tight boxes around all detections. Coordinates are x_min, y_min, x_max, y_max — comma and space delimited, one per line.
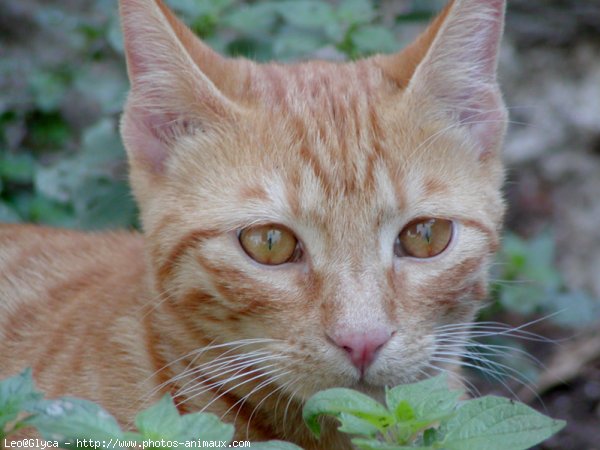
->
331, 329, 393, 373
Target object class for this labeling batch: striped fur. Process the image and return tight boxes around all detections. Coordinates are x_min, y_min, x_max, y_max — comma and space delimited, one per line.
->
0, 0, 507, 447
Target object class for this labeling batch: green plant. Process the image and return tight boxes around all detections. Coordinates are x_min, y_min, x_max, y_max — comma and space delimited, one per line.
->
0, 369, 300, 449
1, 369, 564, 450
489, 231, 600, 327
303, 375, 564, 449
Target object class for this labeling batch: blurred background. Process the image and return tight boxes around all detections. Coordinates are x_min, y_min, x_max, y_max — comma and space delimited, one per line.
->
0, 0, 599, 448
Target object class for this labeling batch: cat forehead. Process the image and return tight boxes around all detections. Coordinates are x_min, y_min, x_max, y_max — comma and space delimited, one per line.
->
232, 61, 417, 197
174, 61, 480, 222
246, 59, 394, 107
229, 126, 474, 231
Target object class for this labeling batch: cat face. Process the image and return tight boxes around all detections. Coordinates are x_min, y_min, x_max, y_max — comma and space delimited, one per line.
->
120, 0, 506, 401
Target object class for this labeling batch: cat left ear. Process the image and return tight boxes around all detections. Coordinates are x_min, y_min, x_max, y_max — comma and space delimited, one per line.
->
404, 0, 507, 158
119, 0, 240, 174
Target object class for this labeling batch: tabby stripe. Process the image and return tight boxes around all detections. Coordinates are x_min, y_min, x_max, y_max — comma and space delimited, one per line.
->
2, 301, 37, 344
298, 144, 332, 196
193, 252, 283, 316
155, 229, 217, 292
33, 265, 106, 375
421, 256, 487, 308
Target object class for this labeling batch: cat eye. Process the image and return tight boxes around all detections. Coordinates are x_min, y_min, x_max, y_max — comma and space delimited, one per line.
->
239, 225, 300, 265
394, 218, 453, 258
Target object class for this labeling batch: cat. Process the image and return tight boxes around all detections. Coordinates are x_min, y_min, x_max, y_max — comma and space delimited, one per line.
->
0, 0, 507, 448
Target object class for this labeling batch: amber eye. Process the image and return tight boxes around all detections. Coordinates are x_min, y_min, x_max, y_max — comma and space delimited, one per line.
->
394, 218, 453, 258
239, 225, 300, 265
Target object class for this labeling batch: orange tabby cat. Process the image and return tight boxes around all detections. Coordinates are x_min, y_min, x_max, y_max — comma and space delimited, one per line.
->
0, 0, 507, 447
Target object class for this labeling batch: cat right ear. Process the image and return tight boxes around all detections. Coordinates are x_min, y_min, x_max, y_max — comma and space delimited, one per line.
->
119, 0, 240, 175
380, 0, 507, 158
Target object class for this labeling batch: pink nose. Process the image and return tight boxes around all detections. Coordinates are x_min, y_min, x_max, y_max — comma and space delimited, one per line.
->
331, 329, 393, 372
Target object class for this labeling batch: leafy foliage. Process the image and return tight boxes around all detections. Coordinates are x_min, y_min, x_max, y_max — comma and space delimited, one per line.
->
490, 231, 600, 326
303, 375, 565, 449
454, 231, 600, 393
0, 369, 294, 449
1, 370, 563, 450
0, 369, 42, 440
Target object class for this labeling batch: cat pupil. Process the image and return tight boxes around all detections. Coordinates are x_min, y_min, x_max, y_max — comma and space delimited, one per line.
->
267, 230, 276, 251
416, 221, 434, 243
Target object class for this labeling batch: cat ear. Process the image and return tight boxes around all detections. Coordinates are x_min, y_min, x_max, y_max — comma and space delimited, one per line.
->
119, 0, 240, 174
389, 0, 507, 157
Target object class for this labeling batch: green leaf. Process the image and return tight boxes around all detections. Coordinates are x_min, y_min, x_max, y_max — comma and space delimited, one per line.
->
74, 68, 128, 115
225, 37, 274, 61
441, 396, 565, 450
396, 2, 440, 24
273, 31, 326, 60
385, 375, 461, 423
34, 158, 83, 204
350, 25, 398, 55
80, 119, 125, 165
179, 412, 234, 442
393, 400, 415, 422
337, 412, 381, 436
275, 1, 336, 29
222, 3, 279, 35
166, 0, 234, 21
0, 369, 43, 433
545, 290, 600, 327
26, 397, 125, 447
0, 152, 35, 183
0, 201, 22, 223
422, 427, 438, 446
28, 195, 75, 227
498, 284, 545, 315
28, 71, 68, 112
75, 179, 137, 230
33, 118, 134, 229
302, 388, 392, 437
336, 0, 376, 25
496, 232, 563, 315
405, 0, 446, 18
135, 394, 182, 439
26, 111, 71, 150
135, 395, 234, 442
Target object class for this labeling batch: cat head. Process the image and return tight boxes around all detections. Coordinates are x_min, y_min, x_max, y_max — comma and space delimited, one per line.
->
120, 0, 507, 398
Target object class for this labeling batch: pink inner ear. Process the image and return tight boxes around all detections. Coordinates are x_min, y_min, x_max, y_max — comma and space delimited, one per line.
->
466, 107, 505, 159
124, 112, 171, 174
457, 86, 506, 158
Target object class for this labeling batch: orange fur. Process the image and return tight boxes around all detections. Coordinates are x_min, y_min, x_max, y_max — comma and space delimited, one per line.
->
0, 0, 507, 447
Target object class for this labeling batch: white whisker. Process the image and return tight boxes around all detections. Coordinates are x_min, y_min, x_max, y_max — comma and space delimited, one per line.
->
176, 355, 287, 398
194, 366, 286, 413
143, 338, 278, 400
